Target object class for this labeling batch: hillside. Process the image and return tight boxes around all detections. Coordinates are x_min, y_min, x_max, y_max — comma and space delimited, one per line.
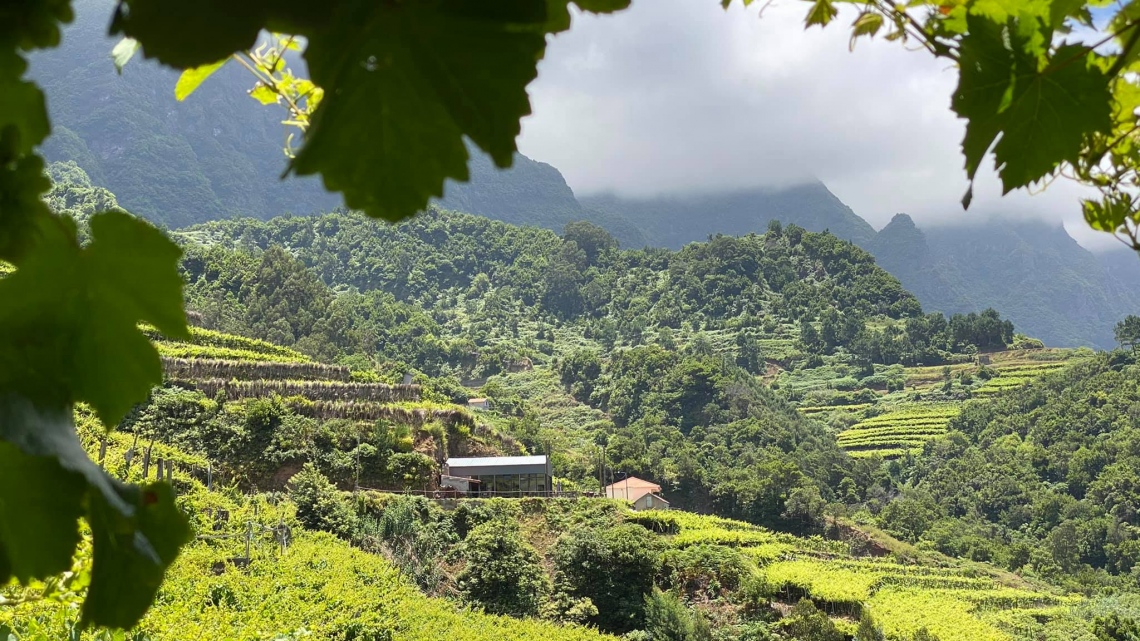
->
31, 1, 582, 229
8, 166, 1140, 640
4, 411, 1105, 641
869, 214, 1140, 349
32, 2, 1140, 352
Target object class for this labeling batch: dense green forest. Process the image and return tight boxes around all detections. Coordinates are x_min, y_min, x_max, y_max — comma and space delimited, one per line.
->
873, 353, 1140, 590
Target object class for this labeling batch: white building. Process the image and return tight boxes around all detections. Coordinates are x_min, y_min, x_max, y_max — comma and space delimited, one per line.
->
444, 455, 550, 497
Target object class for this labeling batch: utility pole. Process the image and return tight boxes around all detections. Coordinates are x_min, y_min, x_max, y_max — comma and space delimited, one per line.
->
598, 447, 604, 494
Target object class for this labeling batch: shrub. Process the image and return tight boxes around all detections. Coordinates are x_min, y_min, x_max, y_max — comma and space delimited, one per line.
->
642, 589, 712, 641
830, 377, 859, 391
783, 599, 843, 641
553, 524, 663, 633
660, 544, 749, 599
288, 463, 358, 539
457, 519, 550, 617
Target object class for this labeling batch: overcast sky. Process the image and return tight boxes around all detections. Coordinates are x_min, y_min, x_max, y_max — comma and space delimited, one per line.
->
517, 0, 1112, 249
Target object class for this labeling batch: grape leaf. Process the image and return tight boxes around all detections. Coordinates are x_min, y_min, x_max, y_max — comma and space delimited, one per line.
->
993, 45, 1112, 191
290, 0, 557, 220
0, 0, 73, 52
114, 0, 630, 223
546, 0, 633, 32
0, 211, 188, 425
952, 17, 1023, 183
83, 482, 191, 629
0, 441, 86, 584
0, 397, 190, 629
0, 52, 50, 157
952, 16, 1112, 196
1083, 195, 1134, 233
0, 153, 52, 263
805, 0, 839, 27
249, 83, 279, 105
111, 0, 267, 69
175, 59, 228, 101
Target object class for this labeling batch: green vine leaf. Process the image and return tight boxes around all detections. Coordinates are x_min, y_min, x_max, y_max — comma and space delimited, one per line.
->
110, 0, 266, 69
0, 56, 50, 157
84, 482, 191, 629
289, 1, 555, 220
0, 0, 73, 52
952, 16, 1112, 196
993, 45, 1112, 190
113, 0, 630, 223
0, 399, 191, 630
0, 153, 52, 263
0, 440, 86, 583
0, 211, 188, 425
174, 59, 227, 100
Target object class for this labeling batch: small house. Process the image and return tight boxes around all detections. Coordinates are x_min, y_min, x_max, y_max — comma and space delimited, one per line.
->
444, 455, 550, 497
467, 397, 490, 410
632, 492, 669, 511
603, 476, 669, 511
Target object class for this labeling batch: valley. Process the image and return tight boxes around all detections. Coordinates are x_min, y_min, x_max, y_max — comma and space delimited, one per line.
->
5, 8, 1140, 638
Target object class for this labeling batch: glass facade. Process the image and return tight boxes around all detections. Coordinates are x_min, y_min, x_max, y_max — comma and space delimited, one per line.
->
470, 473, 549, 497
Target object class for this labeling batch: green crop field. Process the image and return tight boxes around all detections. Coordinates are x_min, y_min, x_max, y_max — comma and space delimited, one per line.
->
643, 511, 1080, 641
836, 405, 961, 458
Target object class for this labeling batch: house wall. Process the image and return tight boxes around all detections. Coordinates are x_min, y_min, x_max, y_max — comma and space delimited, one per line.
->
633, 494, 668, 511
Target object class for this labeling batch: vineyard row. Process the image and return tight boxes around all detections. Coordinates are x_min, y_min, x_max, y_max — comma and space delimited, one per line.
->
163, 357, 353, 382
173, 378, 422, 403
284, 400, 477, 429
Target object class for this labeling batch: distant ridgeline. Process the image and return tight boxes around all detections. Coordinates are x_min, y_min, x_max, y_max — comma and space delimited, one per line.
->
34, 2, 1139, 348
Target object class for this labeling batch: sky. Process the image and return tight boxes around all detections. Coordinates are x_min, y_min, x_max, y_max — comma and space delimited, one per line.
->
517, 0, 1114, 250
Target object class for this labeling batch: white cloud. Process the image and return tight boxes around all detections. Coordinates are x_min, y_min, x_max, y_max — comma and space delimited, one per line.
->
518, 0, 1113, 249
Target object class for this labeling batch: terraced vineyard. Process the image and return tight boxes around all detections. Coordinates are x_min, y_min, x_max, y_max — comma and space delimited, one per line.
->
153, 326, 489, 446
801, 348, 1090, 459
836, 405, 961, 458
631, 510, 1078, 641
973, 362, 1069, 395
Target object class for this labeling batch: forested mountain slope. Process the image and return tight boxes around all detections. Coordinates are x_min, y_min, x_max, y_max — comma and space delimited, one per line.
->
873, 351, 1140, 591
37, 2, 1137, 351
31, 0, 582, 229
175, 206, 926, 525
868, 214, 1140, 349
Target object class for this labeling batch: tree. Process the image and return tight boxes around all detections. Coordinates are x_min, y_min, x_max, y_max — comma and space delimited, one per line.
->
783, 599, 844, 641
457, 519, 550, 617
799, 320, 824, 355
854, 612, 885, 641
1115, 315, 1140, 352
553, 524, 662, 633
782, 484, 826, 534
288, 463, 358, 539
563, 220, 619, 265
